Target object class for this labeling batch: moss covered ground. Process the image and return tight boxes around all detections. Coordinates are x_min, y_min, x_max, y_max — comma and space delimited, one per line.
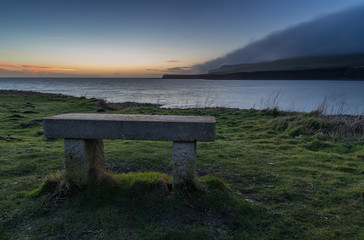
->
0, 91, 363, 239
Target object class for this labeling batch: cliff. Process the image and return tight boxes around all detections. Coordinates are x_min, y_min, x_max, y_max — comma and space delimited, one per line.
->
163, 54, 364, 80
162, 67, 364, 80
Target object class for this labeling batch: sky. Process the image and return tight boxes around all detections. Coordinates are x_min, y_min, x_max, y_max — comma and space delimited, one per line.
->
1, 0, 363, 78
194, 5, 364, 73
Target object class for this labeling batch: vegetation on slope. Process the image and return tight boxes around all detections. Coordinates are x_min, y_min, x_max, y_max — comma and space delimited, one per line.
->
0, 91, 363, 239
163, 54, 364, 80
208, 54, 364, 74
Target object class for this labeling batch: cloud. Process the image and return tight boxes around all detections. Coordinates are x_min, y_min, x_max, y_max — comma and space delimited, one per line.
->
0, 64, 18, 68
6, 50, 25, 54
0, 64, 75, 73
166, 66, 194, 73
146, 67, 194, 73
40, 37, 65, 40
0, 68, 19, 72
21, 65, 75, 71
193, 5, 364, 73
165, 60, 180, 63
0, 68, 28, 77
0, 65, 76, 77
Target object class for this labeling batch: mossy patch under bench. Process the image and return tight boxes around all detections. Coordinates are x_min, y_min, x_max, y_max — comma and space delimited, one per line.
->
43, 113, 216, 188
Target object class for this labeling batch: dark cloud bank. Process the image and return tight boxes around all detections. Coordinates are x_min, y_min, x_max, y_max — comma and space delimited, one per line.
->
192, 6, 364, 73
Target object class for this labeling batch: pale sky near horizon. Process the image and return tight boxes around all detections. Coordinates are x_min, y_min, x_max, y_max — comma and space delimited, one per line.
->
1, 0, 363, 78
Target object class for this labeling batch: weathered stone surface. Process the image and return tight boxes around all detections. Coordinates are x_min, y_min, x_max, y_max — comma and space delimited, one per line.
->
172, 141, 196, 187
44, 113, 216, 188
64, 139, 105, 185
43, 114, 215, 142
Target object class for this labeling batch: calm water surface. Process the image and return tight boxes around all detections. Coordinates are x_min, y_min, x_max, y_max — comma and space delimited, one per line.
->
0, 78, 363, 114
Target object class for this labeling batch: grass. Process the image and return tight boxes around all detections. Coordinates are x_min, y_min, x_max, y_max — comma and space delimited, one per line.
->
0, 92, 363, 239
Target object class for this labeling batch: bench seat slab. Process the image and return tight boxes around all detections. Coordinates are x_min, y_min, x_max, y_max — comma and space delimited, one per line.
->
43, 114, 215, 142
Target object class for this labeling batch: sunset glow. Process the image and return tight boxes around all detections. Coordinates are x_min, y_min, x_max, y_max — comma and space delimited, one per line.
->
0, 64, 75, 71
1, 0, 363, 77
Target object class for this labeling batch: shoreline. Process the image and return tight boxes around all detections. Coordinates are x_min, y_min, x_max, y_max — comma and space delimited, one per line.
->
4, 89, 362, 141
1, 89, 363, 117
162, 69, 364, 80
0, 89, 76, 97
1, 76, 364, 81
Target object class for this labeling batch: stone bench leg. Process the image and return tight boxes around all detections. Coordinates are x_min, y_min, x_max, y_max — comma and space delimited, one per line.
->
172, 141, 196, 188
64, 139, 105, 185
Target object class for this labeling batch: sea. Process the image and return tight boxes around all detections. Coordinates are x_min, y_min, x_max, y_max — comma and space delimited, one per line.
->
0, 78, 363, 115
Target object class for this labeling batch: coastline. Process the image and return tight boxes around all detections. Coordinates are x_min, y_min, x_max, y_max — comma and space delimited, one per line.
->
0, 89, 75, 97
163, 68, 364, 80
2, 89, 362, 136
1, 89, 363, 116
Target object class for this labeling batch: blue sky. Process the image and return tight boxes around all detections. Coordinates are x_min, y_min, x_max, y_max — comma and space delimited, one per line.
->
0, 0, 363, 77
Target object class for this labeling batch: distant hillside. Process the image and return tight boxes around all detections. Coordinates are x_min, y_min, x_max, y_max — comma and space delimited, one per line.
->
162, 54, 364, 80
208, 54, 364, 74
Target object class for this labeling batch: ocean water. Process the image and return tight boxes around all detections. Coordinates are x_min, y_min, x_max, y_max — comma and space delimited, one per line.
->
0, 78, 363, 114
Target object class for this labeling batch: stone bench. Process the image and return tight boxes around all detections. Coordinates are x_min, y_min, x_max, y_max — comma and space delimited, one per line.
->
43, 113, 216, 187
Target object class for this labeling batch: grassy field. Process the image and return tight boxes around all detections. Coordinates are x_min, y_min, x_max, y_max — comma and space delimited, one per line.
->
0, 91, 363, 239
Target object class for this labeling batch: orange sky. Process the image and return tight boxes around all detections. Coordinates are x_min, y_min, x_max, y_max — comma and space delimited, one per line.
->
1, 0, 362, 77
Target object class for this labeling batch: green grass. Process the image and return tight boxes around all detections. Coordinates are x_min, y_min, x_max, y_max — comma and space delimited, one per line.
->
0, 92, 363, 239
